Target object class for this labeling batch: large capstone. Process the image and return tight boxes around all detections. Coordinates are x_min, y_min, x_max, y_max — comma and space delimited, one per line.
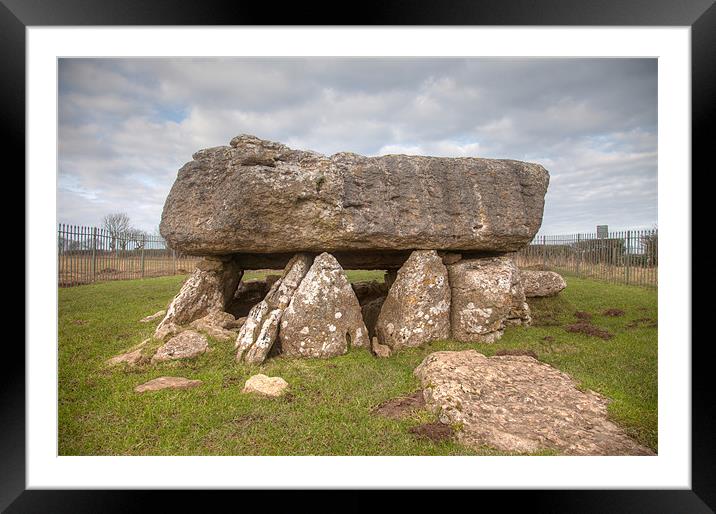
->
160, 135, 549, 263
235, 254, 312, 365
447, 255, 530, 343
154, 257, 242, 339
375, 250, 451, 350
280, 253, 368, 359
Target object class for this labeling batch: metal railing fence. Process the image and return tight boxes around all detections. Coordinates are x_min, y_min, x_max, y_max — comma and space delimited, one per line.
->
514, 228, 658, 288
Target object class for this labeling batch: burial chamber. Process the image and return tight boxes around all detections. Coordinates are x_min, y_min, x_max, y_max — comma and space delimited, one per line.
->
152, 135, 552, 364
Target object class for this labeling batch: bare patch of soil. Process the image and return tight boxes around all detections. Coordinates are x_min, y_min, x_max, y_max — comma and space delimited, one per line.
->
574, 311, 593, 321
72, 319, 88, 325
603, 309, 625, 317
565, 322, 613, 340
626, 318, 658, 329
409, 422, 454, 442
542, 336, 555, 342
495, 349, 539, 359
373, 390, 426, 419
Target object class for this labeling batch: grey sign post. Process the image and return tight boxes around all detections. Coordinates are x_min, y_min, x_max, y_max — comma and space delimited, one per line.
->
597, 225, 608, 239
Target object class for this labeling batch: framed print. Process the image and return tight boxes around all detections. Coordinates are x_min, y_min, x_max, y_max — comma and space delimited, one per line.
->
7, 0, 712, 511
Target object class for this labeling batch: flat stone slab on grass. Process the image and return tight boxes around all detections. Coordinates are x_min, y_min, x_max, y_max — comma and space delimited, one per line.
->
106, 339, 150, 367
414, 350, 654, 456
152, 330, 208, 363
242, 374, 289, 397
134, 376, 203, 393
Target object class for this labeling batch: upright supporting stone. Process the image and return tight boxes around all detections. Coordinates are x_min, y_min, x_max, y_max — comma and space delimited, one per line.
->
375, 250, 451, 350
235, 254, 313, 364
447, 256, 530, 343
280, 253, 368, 359
154, 257, 243, 339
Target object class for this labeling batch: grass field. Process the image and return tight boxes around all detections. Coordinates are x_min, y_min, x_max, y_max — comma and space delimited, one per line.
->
58, 271, 657, 455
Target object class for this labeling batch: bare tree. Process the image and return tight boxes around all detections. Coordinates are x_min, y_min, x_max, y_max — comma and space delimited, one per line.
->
102, 212, 131, 251
126, 227, 148, 249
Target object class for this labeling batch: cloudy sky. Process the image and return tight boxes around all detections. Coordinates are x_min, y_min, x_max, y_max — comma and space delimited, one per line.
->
58, 58, 657, 235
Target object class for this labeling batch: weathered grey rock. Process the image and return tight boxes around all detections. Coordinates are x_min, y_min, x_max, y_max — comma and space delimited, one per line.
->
139, 310, 166, 323
152, 330, 208, 363
414, 350, 653, 455
190, 311, 239, 342
375, 250, 451, 350
447, 256, 530, 343
520, 270, 567, 297
280, 252, 368, 359
361, 296, 385, 340
154, 258, 242, 339
135, 376, 203, 393
160, 135, 549, 259
371, 336, 392, 358
242, 374, 289, 397
106, 339, 150, 367
226, 278, 273, 318
352, 280, 388, 305
235, 254, 313, 364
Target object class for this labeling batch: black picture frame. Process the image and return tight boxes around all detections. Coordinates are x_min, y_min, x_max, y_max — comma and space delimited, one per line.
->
6, 0, 709, 511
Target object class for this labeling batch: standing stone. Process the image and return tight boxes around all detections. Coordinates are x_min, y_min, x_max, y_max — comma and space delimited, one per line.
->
520, 270, 567, 297
235, 254, 313, 364
375, 250, 451, 350
447, 256, 530, 343
154, 257, 242, 339
280, 253, 368, 359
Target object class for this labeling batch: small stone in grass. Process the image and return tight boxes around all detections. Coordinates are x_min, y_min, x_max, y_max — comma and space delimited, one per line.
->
242, 374, 289, 397
152, 330, 208, 362
134, 376, 202, 393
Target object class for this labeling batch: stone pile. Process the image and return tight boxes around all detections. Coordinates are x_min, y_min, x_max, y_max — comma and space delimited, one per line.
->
146, 135, 560, 364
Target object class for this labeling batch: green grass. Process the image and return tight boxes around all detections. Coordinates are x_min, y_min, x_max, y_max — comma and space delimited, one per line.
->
58, 271, 657, 455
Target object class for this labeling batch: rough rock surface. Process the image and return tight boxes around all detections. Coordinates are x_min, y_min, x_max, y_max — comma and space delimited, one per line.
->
106, 339, 150, 367
190, 311, 239, 342
235, 254, 313, 364
371, 336, 392, 358
155, 257, 242, 339
447, 256, 530, 343
139, 310, 166, 323
521, 270, 567, 297
280, 253, 368, 359
226, 278, 273, 318
160, 135, 550, 257
152, 330, 209, 363
134, 376, 202, 393
242, 374, 289, 397
414, 350, 653, 455
361, 296, 386, 340
352, 280, 388, 305
375, 250, 451, 350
